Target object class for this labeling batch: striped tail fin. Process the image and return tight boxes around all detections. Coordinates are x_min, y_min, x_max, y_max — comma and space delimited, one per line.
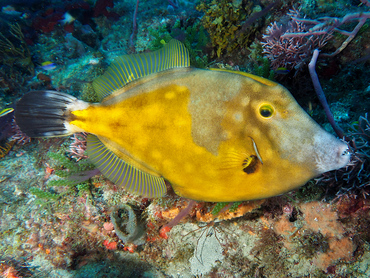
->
15, 90, 87, 137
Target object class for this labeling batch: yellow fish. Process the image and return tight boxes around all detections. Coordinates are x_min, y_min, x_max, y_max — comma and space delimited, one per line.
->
15, 40, 350, 202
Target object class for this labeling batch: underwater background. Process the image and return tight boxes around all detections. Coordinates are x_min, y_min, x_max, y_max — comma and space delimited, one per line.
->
0, 0, 369, 277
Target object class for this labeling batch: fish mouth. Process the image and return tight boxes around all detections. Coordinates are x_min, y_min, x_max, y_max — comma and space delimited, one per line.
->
337, 142, 351, 169
341, 147, 351, 158
312, 134, 351, 174
322, 140, 351, 172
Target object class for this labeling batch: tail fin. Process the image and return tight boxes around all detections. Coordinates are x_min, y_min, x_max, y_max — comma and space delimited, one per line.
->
15, 90, 80, 137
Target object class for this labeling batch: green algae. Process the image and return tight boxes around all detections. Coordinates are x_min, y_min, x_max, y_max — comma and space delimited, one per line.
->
149, 19, 209, 68
211, 202, 229, 215
29, 151, 97, 202
211, 201, 243, 216
29, 187, 59, 200
197, 0, 263, 58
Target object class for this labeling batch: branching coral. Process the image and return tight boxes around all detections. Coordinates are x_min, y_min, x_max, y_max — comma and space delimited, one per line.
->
262, 8, 332, 70
317, 114, 370, 201
262, 8, 370, 70
281, 11, 370, 58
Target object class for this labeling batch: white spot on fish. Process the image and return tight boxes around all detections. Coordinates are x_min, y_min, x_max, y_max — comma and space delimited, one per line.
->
232, 112, 243, 122
264, 148, 274, 160
215, 107, 224, 117
221, 130, 231, 140
241, 96, 250, 107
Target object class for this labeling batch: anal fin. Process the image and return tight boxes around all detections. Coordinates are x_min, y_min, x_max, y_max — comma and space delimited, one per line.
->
86, 134, 166, 197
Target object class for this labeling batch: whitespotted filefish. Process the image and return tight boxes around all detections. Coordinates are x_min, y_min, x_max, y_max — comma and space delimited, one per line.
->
15, 40, 350, 202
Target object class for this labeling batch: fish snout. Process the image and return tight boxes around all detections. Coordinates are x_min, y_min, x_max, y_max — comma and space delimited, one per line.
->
313, 134, 351, 174
334, 141, 351, 170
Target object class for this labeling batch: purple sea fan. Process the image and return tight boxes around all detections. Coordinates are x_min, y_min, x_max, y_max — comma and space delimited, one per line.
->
261, 8, 332, 71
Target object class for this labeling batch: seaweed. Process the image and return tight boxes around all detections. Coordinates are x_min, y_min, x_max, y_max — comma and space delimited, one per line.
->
211, 202, 229, 215
197, 0, 264, 58
29, 187, 59, 201
253, 57, 275, 80
0, 22, 34, 76
149, 19, 209, 68
148, 25, 173, 51
47, 151, 96, 195
30, 151, 97, 203
211, 201, 243, 215
0, 22, 34, 97
182, 20, 210, 68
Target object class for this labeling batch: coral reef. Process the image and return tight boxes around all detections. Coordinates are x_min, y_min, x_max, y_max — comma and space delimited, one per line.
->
0, 0, 369, 277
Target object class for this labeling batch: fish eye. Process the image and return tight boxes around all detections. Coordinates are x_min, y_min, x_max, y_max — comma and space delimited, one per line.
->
259, 104, 274, 118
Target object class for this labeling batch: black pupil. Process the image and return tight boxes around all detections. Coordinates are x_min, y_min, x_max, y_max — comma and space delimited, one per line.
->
260, 108, 272, 117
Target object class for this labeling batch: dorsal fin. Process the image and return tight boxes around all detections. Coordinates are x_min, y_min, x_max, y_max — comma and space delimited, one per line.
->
210, 68, 278, 87
86, 134, 167, 197
92, 40, 190, 101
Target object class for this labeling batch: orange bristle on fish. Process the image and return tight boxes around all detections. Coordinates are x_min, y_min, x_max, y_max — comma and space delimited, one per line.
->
15, 40, 350, 202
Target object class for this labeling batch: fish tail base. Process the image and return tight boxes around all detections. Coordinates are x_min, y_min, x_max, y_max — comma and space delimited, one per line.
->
15, 90, 85, 137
